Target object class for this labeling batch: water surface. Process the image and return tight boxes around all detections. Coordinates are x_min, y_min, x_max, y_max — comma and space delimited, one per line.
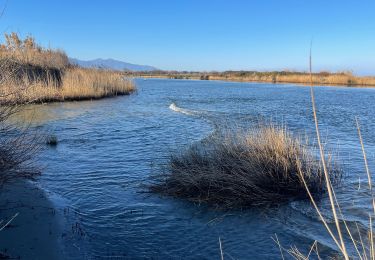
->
27, 79, 375, 259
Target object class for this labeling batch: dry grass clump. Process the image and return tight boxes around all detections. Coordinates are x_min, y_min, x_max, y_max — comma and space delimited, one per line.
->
150, 125, 341, 208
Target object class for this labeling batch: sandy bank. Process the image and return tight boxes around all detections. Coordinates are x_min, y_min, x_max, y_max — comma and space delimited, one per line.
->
0, 180, 63, 259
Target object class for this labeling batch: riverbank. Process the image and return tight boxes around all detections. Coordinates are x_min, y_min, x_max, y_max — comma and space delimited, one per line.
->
0, 60, 136, 104
0, 181, 63, 259
0, 33, 136, 105
127, 71, 375, 87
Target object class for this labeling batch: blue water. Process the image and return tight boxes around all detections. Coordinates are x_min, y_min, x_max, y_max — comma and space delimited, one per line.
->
25, 79, 375, 259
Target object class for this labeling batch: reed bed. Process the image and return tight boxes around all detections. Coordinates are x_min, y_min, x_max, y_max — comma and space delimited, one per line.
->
0, 65, 135, 104
150, 125, 341, 209
59, 68, 135, 101
208, 72, 375, 86
0, 32, 69, 69
0, 32, 136, 104
131, 71, 375, 87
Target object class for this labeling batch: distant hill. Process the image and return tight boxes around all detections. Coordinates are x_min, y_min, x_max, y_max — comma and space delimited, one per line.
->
69, 58, 158, 71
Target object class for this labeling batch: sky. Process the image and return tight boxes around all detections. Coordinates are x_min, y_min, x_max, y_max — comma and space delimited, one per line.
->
0, 0, 374, 75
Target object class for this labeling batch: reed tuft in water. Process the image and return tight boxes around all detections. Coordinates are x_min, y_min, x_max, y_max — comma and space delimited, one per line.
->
46, 134, 58, 146
150, 125, 341, 209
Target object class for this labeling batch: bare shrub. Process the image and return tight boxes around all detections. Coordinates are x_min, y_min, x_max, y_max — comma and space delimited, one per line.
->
0, 60, 41, 186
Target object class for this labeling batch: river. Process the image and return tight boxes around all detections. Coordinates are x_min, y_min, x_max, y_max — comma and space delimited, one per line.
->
24, 78, 375, 259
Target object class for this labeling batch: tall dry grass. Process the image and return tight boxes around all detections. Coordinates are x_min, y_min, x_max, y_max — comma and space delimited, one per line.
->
0, 67, 135, 104
0, 64, 135, 104
209, 72, 375, 86
278, 90, 374, 260
59, 68, 135, 101
0, 32, 69, 69
132, 70, 375, 87
149, 125, 341, 209
275, 47, 375, 260
0, 32, 136, 104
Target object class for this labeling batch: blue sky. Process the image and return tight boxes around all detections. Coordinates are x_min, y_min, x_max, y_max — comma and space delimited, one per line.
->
1, 0, 374, 74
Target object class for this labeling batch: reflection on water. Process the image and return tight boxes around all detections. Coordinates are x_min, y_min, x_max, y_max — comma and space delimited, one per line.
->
23, 79, 375, 259
15, 101, 99, 125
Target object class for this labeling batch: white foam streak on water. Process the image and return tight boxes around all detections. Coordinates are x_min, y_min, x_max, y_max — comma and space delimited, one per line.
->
169, 102, 198, 116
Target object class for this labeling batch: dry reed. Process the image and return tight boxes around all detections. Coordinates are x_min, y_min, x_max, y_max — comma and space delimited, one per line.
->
132, 71, 375, 87
277, 45, 375, 260
0, 64, 135, 104
284, 96, 374, 259
0, 32, 136, 104
0, 32, 69, 69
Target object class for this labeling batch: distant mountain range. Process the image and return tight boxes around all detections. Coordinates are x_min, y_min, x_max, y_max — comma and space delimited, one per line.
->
69, 58, 158, 71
